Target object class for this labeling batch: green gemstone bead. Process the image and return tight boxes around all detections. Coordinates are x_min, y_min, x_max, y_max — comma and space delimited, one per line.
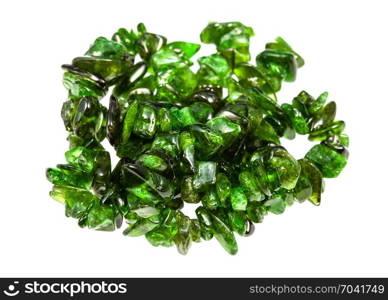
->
215, 173, 231, 206
246, 202, 267, 223
85, 37, 129, 60
72, 97, 107, 142
305, 144, 347, 178
65, 146, 96, 172
281, 103, 309, 135
197, 54, 229, 86
181, 177, 200, 204
256, 49, 297, 82
201, 186, 220, 210
46, 165, 92, 189
265, 37, 304, 68
50, 185, 96, 218
230, 187, 248, 211
84, 203, 116, 231
210, 211, 238, 255
296, 158, 323, 205
174, 212, 192, 255
195, 207, 214, 241
206, 117, 241, 148
72, 57, 130, 84
133, 104, 157, 139
63, 71, 105, 100
228, 210, 247, 236
166, 41, 201, 59
193, 161, 217, 190
112, 28, 138, 56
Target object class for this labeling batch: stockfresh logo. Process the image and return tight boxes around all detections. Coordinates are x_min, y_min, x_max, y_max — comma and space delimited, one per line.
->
2, 280, 127, 297
3, 281, 20, 297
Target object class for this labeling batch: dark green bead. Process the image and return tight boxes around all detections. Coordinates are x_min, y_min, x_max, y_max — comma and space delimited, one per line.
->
193, 161, 217, 190
50, 185, 96, 218
308, 120, 345, 142
145, 208, 178, 247
264, 193, 286, 214
151, 47, 191, 72
195, 207, 214, 241
112, 28, 138, 56
228, 210, 247, 236
206, 117, 241, 148
136, 32, 167, 61
61, 99, 78, 131
215, 173, 231, 206
200, 22, 254, 45
296, 158, 323, 205
210, 211, 238, 255
137, 153, 168, 172
72, 97, 107, 142
46, 164, 92, 189
230, 187, 248, 211
197, 54, 229, 86
309, 91, 328, 115
156, 66, 197, 103
121, 99, 139, 143
133, 104, 157, 139
84, 203, 116, 231
174, 212, 192, 255
63, 71, 105, 100
190, 219, 202, 243
181, 177, 200, 203
167, 41, 200, 59
256, 49, 297, 82
65, 146, 96, 172
305, 144, 347, 178
189, 102, 214, 123
85, 37, 129, 60
190, 124, 223, 159
265, 37, 304, 68
123, 214, 161, 237
92, 151, 111, 196
179, 131, 196, 171
292, 90, 315, 118
309, 101, 337, 131
246, 202, 267, 223
201, 186, 220, 210
281, 103, 309, 135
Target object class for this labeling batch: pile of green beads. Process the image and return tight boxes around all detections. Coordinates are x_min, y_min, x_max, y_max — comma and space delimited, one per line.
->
47, 22, 349, 255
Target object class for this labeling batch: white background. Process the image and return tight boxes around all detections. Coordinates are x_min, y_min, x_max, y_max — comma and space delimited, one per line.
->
0, 0, 387, 277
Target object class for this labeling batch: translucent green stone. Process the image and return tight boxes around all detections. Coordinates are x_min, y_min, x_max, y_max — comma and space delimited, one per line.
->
137, 154, 168, 172
201, 186, 220, 210
206, 117, 241, 148
63, 71, 105, 100
256, 49, 297, 82
193, 161, 217, 190
297, 158, 323, 205
246, 202, 267, 223
46, 165, 92, 190
85, 37, 129, 60
84, 203, 116, 231
174, 212, 192, 255
72, 57, 130, 84
230, 187, 248, 211
166, 41, 200, 59
216, 173, 231, 206
181, 177, 200, 204
195, 207, 214, 241
197, 54, 229, 86
305, 144, 347, 178
228, 210, 247, 236
210, 211, 238, 255
133, 104, 157, 139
